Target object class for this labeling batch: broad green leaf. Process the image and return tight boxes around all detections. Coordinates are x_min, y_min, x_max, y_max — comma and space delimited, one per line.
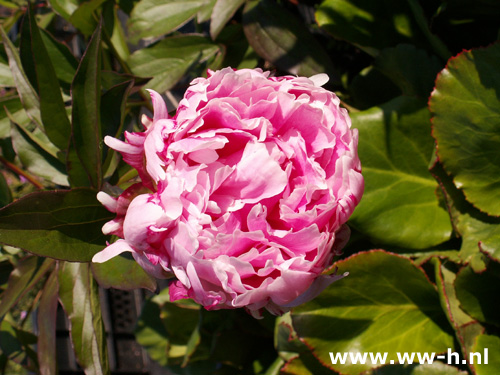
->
210, 0, 245, 39
0, 53, 14, 87
430, 154, 500, 269
68, 21, 102, 189
242, 0, 336, 79
430, 43, 500, 216
128, 0, 205, 44
39, 29, 78, 87
10, 124, 68, 185
69, 0, 107, 36
472, 334, 500, 375
292, 250, 454, 375
432, 258, 483, 374
349, 96, 452, 249
47, 0, 79, 21
128, 35, 220, 93
316, 0, 427, 54
374, 44, 443, 98
0, 188, 113, 262
455, 263, 500, 327
0, 26, 41, 126
37, 269, 59, 375
0, 256, 54, 322
91, 252, 157, 292
23, 7, 72, 152
58, 262, 109, 375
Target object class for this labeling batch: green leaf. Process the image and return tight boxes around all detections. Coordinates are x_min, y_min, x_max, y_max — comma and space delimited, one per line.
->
102, 0, 130, 62
374, 44, 443, 98
69, 0, 107, 36
349, 66, 401, 110
135, 288, 201, 367
210, 0, 245, 39
432, 258, 483, 374
24, 6, 72, 152
0, 95, 27, 139
0, 172, 12, 208
0, 188, 113, 262
316, 0, 427, 54
68, 20, 102, 189
242, 0, 336, 79
197, 0, 216, 23
91, 252, 157, 292
292, 250, 454, 375
0, 52, 14, 87
0, 256, 54, 322
430, 43, 500, 216
368, 363, 468, 374
127, 35, 220, 93
39, 28, 78, 87
37, 269, 59, 375
47, 0, 79, 21
472, 334, 500, 375
128, 0, 205, 44
349, 96, 452, 249
455, 263, 500, 327
0, 26, 42, 126
10, 123, 69, 185
58, 262, 109, 375
430, 147, 500, 269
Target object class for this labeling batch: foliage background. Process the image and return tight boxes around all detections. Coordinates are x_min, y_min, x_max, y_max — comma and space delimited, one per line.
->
0, 0, 499, 374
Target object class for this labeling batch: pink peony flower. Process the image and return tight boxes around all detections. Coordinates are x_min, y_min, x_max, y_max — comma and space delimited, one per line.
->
93, 68, 363, 317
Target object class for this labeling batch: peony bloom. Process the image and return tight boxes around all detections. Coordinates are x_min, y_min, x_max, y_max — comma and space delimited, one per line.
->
93, 68, 363, 317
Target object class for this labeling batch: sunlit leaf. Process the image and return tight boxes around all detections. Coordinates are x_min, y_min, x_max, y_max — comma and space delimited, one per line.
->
472, 334, 500, 375
210, 0, 245, 39
10, 123, 68, 186
430, 43, 500, 216
91, 252, 157, 292
69, 0, 107, 36
292, 250, 454, 375
0, 188, 113, 262
128, 35, 219, 93
349, 96, 452, 249
128, 0, 205, 44
58, 262, 109, 375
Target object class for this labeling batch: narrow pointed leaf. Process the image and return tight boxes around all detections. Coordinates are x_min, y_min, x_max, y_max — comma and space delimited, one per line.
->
47, 0, 79, 21
0, 53, 14, 87
0, 189, 113, 261
210, 0, 245, 39
242, 0, 336, 78
10, 123, 68, 185
69, 0, 107, 36
68, 21, 102, 188
24, 7, 72, 151
0, 26, 41, 125
0, 95, 24, 138
37, 268, 59, 375
39, 28, 78, 87
58, 262, 109, 375
0, 256, 54, 322
127, 35, 220, 93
